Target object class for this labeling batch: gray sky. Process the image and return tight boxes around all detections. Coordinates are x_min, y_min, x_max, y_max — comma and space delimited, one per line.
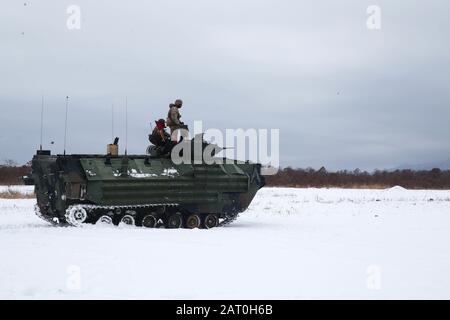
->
1, 0, 449, 170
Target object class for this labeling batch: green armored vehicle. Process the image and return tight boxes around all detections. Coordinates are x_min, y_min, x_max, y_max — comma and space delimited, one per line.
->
29, 139, 264, 229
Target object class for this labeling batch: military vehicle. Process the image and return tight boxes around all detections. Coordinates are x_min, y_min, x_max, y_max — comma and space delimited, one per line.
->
28, 137, 264, 229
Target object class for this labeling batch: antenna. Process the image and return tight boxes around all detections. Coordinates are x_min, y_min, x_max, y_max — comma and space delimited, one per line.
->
40, 96, 44, 150
125, 96, 128, 155
63, 96, 69, 155
111, 103, 114, 142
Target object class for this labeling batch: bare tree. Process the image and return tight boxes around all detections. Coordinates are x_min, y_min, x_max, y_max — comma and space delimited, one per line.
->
2, 159, 18, 167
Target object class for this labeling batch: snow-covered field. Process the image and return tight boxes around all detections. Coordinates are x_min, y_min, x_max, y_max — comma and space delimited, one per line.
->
1, 186, 449, 299
0, 185, 34, 195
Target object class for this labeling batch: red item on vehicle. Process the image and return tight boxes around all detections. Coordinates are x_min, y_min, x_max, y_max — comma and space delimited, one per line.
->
155, 120, 166, 130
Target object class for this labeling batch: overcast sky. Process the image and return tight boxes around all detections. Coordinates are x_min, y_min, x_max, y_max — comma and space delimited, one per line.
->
1, 0, 449, 170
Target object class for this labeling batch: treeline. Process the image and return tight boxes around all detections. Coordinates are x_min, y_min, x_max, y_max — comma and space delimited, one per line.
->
265, 167, 450, 189
1, 164, 450, 189
0, 165, 31, 185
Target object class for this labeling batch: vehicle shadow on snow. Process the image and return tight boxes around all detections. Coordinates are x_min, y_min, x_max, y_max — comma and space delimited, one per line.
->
223, 221, 275, 229
0, 223, 56, 230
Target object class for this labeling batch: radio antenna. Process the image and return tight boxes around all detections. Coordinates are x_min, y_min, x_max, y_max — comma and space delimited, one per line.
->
40, 95, 44, 150
111, 103, 114, 142
63, 96, 69, 155
125, 96, 128, 155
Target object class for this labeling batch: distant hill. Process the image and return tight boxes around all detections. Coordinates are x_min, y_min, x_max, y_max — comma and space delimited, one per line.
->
393, 159, 450, 171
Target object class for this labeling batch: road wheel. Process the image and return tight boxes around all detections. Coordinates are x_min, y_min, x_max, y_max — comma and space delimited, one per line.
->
203, 214, 219, 229
97, 215, 113, 225
142, 214, 157, 228
66, 206, 87, 226
120, 215, 135, 226
185, 214, 201, 229
166, 212, 183, 229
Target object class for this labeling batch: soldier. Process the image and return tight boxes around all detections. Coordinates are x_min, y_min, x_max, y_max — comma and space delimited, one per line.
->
149, 119, 170, 150
166, 99, 185, 134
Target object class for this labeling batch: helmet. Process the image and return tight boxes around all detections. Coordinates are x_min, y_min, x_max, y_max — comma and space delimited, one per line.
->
174, 99, 183, 107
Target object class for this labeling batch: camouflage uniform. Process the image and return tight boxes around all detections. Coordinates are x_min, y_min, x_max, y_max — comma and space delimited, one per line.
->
166, 99, 184, 134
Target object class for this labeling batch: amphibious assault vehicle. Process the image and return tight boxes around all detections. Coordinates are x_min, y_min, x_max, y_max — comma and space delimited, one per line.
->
28, 138, 264, 229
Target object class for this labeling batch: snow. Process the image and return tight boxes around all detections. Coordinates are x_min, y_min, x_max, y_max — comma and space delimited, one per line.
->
161, 167, 179, 177
113, 169, 159, 178
85, 170, 96, 177
0, 185, 34, 195
129, 169, 157, 179
94, 168, 179, 179
1, 186, 450, 299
